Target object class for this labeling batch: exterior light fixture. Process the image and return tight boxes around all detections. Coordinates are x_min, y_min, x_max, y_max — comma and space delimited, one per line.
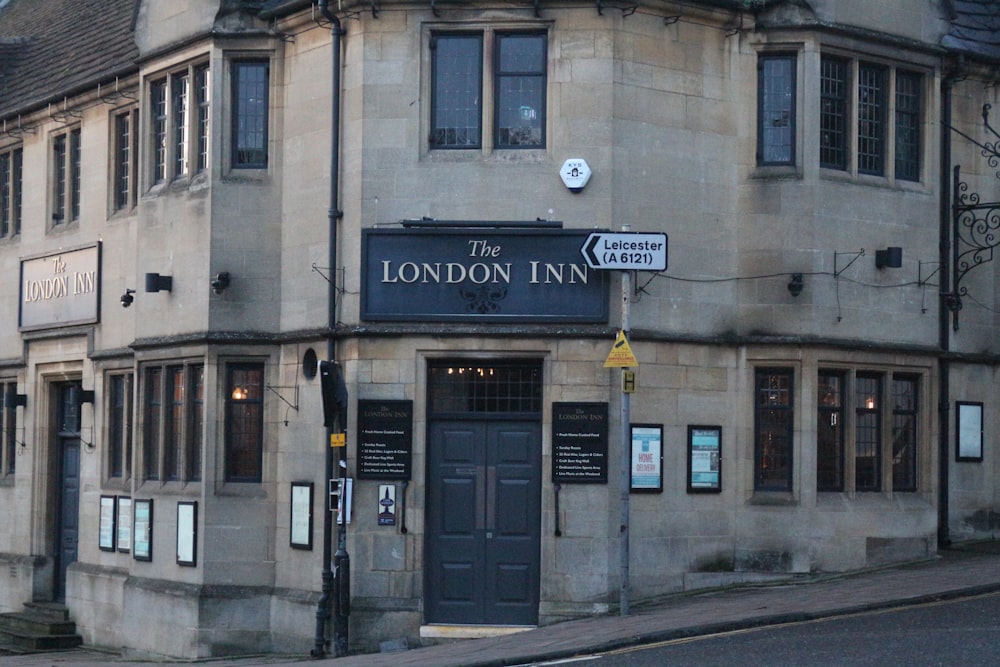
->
211, 272, 231, 294
78, 389, 95, 406
145, 272, 173, 293
875, 247, 902, 269
787, 273, 804, 297
120, 288, 135, 307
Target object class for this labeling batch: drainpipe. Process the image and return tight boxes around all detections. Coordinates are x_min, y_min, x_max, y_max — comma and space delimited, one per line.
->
938, 72, 954, 549
313, 0, 347, 658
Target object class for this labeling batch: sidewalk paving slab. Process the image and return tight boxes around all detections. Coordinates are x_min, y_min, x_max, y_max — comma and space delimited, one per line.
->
3, 545, 1000, 667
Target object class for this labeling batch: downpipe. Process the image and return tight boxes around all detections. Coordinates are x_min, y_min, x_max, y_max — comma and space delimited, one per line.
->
313, 0, 347, 658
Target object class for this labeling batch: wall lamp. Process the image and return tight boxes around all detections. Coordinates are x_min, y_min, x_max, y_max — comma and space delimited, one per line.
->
211, 272, 231, 295
77, 389, 95, 406
875, 247, 903, 269
145, 272, 173, 293
120, 288, 135, 308
4, 392, 27, 409
787, 273, 804, 297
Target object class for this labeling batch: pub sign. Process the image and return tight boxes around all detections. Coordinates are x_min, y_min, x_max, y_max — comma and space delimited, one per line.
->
20, 243, 101, 331
362, 227, 608, 322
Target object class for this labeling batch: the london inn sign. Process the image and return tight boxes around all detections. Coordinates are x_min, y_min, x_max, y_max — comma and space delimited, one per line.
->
362, 226, 608, 323
19, 243, 102, 331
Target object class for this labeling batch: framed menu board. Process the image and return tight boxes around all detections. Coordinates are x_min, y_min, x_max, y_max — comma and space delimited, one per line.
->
133, 499, 153, 561
630, 424, 663, 492
956, 401, 984, 462
290, 482, 314, 549
176, 501, 197, 566
99, 495, 116, 552
687, 425, 722, 493
552, 402, 608, 484
116, 496, 133, 553
357, 400, 413, 480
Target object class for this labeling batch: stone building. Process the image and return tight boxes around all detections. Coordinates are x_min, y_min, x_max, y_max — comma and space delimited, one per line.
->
1, 0, 1000, 659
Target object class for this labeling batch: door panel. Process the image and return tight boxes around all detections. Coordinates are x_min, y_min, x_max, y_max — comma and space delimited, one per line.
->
426, 420, 540, 625
55, 382, 82, 601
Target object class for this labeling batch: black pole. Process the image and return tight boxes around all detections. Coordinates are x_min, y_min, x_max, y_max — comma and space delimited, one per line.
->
937, 74, 953, 549
312, 0, 346, 658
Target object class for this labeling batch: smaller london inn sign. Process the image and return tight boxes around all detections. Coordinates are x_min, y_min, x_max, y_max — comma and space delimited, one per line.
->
362, 227, 608, 323
20, 243, 101, 331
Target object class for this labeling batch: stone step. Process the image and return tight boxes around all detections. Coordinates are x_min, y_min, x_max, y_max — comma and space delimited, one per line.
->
0, 626, 82, 651
0, 611, 77, 636
22, 601, 72, 621
0, 603, 82, 653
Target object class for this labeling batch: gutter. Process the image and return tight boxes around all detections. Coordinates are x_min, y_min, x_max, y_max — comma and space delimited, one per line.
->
312, 0, 346, 658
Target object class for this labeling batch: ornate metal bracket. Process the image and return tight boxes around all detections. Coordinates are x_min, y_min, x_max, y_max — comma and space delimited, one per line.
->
947, 104, 1000, 330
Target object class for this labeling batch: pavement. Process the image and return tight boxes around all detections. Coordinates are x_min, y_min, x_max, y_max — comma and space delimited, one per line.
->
4, 541, 1000, 667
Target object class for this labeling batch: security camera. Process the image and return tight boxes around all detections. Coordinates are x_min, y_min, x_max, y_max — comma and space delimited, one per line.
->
211, 272, 230, 295
120, 289, 135, 308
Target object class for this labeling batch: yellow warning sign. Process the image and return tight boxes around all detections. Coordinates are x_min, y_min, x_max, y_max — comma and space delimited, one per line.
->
604, 331, 638, 368
330, 433, 346, 448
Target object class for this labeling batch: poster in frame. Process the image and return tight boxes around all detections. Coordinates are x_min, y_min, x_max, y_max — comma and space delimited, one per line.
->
99, 495, 116, 552
133, 499, 153, 562
176, 501, 198, 566
630, 423, 663, 492
956, 401, 984, 462
687, 425, 722, 493
116, 496, 133, 553
290, 481, 314, 550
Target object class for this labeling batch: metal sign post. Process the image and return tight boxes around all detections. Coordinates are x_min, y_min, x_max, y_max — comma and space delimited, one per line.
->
585, 225, 669, 616
619, 263, 632, 616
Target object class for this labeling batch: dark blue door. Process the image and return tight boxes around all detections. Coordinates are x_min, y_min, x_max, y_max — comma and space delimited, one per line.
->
425, 419, 541, 625
55, 383, 81, 601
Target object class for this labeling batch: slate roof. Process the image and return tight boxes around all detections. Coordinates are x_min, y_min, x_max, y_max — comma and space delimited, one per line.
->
943, 0, 1000, 61
0, 0, 140, 121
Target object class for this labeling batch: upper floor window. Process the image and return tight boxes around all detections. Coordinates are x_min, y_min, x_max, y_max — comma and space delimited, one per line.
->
231, 60, 269, 168
754, 367, 794, 492
225, 362, 264, 482
757, 53, 796, 166
430, 31, 547, 150
52, 127, 81, 226
112, 108, 138, 212
0, 145, 22, 238
820, 55, 923, 181
149, 62, 210, 185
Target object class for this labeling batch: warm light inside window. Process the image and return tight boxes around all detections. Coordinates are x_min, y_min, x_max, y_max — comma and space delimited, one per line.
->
232, 386, 247, 400
865, 397, 875, 410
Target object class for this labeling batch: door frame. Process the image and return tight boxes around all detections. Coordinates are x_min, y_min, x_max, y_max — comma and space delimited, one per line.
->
41, 375, 84, 602
422, 358, 544, 627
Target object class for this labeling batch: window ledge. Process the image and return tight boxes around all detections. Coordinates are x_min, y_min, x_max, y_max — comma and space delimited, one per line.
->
136, 480, 201, 494
750, 165, 801, 181
749, 491, 797, 506
222, 170, 270, 185
819, 168, 932, 194
217, 482, 268, 498
423, 148, 549, 164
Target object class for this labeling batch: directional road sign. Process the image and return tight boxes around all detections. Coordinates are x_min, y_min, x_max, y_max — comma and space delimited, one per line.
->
581, 232, 668, 271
